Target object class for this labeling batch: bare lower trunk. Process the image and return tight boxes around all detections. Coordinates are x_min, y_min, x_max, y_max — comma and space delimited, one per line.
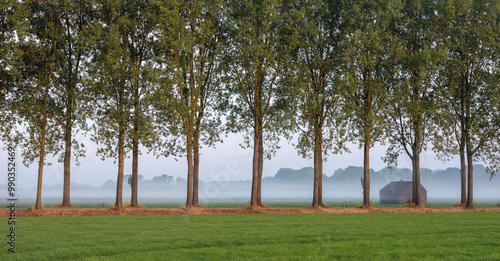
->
186, 138, 194, 209
312, 124, 322, 208
412, 147, 422, 207
36, 79, 51, 210
62, 117, 72, 206
312, 146, 320, 208
115, 128, 125, 209
35, 135, 46, 210
193, 132, 199, 207
257, 137, 263, 206
318, 160, 323, 206
466, 153, 474, 208
459, 142, 466, 205
363, 137, 370, 208
318, 127, 323, 207
250, 132, 259, 209
131, 85, 140, 207
131, 137, 139, 207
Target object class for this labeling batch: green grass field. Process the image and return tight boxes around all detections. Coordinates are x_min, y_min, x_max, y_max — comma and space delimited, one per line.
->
2, 212, 499, 260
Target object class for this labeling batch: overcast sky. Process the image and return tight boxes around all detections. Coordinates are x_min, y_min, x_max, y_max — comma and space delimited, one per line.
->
1, 132, 460, 189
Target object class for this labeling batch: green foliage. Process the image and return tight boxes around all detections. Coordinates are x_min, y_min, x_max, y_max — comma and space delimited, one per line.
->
226, 0, 292, 157
153, 0, 227, 157
342, 0, 400, 148
3, 213, 500, 260
89, 0, 160, 160
285, 0, 348, 159
384, 0, 446, 165
0, 0, 25, 145
9, 0, 68, 166
0, 0, 23, 103
434, 0, 500, 177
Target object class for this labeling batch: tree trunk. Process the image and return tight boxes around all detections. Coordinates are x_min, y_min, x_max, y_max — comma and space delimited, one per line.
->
312, 146, 320, 208
466, 150, 474, 208
250, 124, 260, 210
131, 135, 139, 207
318, 157, 323, 207
363, 134, 370, 208
464, 74, 473, 209
131, 87, 139, 207
35, 134, 46, 210
115, 126, 125, 209
35, 79, 51, 210
412, 146, 422, 207
459, 141, 466, 205
193, 131, 200, 207
62, 111, 72, 206
186, 135, 194, 209
318, 125, 323, 207
312, 121, 322, 208
257, 136, 263, 206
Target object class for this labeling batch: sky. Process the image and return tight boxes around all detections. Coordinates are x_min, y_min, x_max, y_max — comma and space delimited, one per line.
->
1, 132, 461, 189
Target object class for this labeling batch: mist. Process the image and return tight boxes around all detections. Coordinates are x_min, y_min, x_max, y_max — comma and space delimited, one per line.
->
6, 164, 499, 207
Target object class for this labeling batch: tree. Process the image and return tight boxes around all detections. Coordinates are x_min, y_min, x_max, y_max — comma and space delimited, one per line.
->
286, 0, 346, 208
434, 0, 500, 208
385, 0, 445, 207
50, 1, 94, 207
2, 1, 92, 208
226, 0, 291, 209
12, 0, 66, 210
342, 0, 400, 208
155, 0, 227, 208
90, 0, 159, 208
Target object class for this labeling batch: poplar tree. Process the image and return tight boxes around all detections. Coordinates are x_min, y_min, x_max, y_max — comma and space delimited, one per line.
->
385, 0, 445, 207
286, 0, 347, 209
90, 0, 159, 208
52, 1, 94, 207
2, 1, 93, 208
155, 0, 227, 208
226, 0, 290, 209
12, 0, 66, 210
342, 0, 400, 208
434, 0, 500, 208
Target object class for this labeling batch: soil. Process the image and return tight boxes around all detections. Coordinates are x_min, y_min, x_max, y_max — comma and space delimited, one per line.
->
1, 206, 499, 217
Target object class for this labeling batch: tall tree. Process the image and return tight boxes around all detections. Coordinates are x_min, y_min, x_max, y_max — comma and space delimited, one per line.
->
434, 0, 500, 208
11, 0, 66, 210
226, 0, 290, 209
90, 0, 159, 208
286, 0, 346, 208
384, 0, 445, 207
155, 0, 227, 208
342, 0, 400, 208
2, 1, 92, 208
50, 1, 94, 207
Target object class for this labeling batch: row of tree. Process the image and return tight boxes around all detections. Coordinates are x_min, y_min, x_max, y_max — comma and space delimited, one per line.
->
1, 0, 499, 210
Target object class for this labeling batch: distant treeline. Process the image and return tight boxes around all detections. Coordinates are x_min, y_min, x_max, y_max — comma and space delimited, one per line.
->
27, 165, 498, 201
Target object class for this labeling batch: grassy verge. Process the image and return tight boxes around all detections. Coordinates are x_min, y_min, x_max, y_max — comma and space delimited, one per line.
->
2, 212, 499, 260
13, 198, 498, 209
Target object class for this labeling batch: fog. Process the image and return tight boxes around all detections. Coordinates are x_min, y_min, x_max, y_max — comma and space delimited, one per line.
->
6, 165, 499, 207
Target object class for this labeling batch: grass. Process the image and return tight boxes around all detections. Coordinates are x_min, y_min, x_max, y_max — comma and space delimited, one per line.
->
14, 198, 500, 209
2, 212, 500, 260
